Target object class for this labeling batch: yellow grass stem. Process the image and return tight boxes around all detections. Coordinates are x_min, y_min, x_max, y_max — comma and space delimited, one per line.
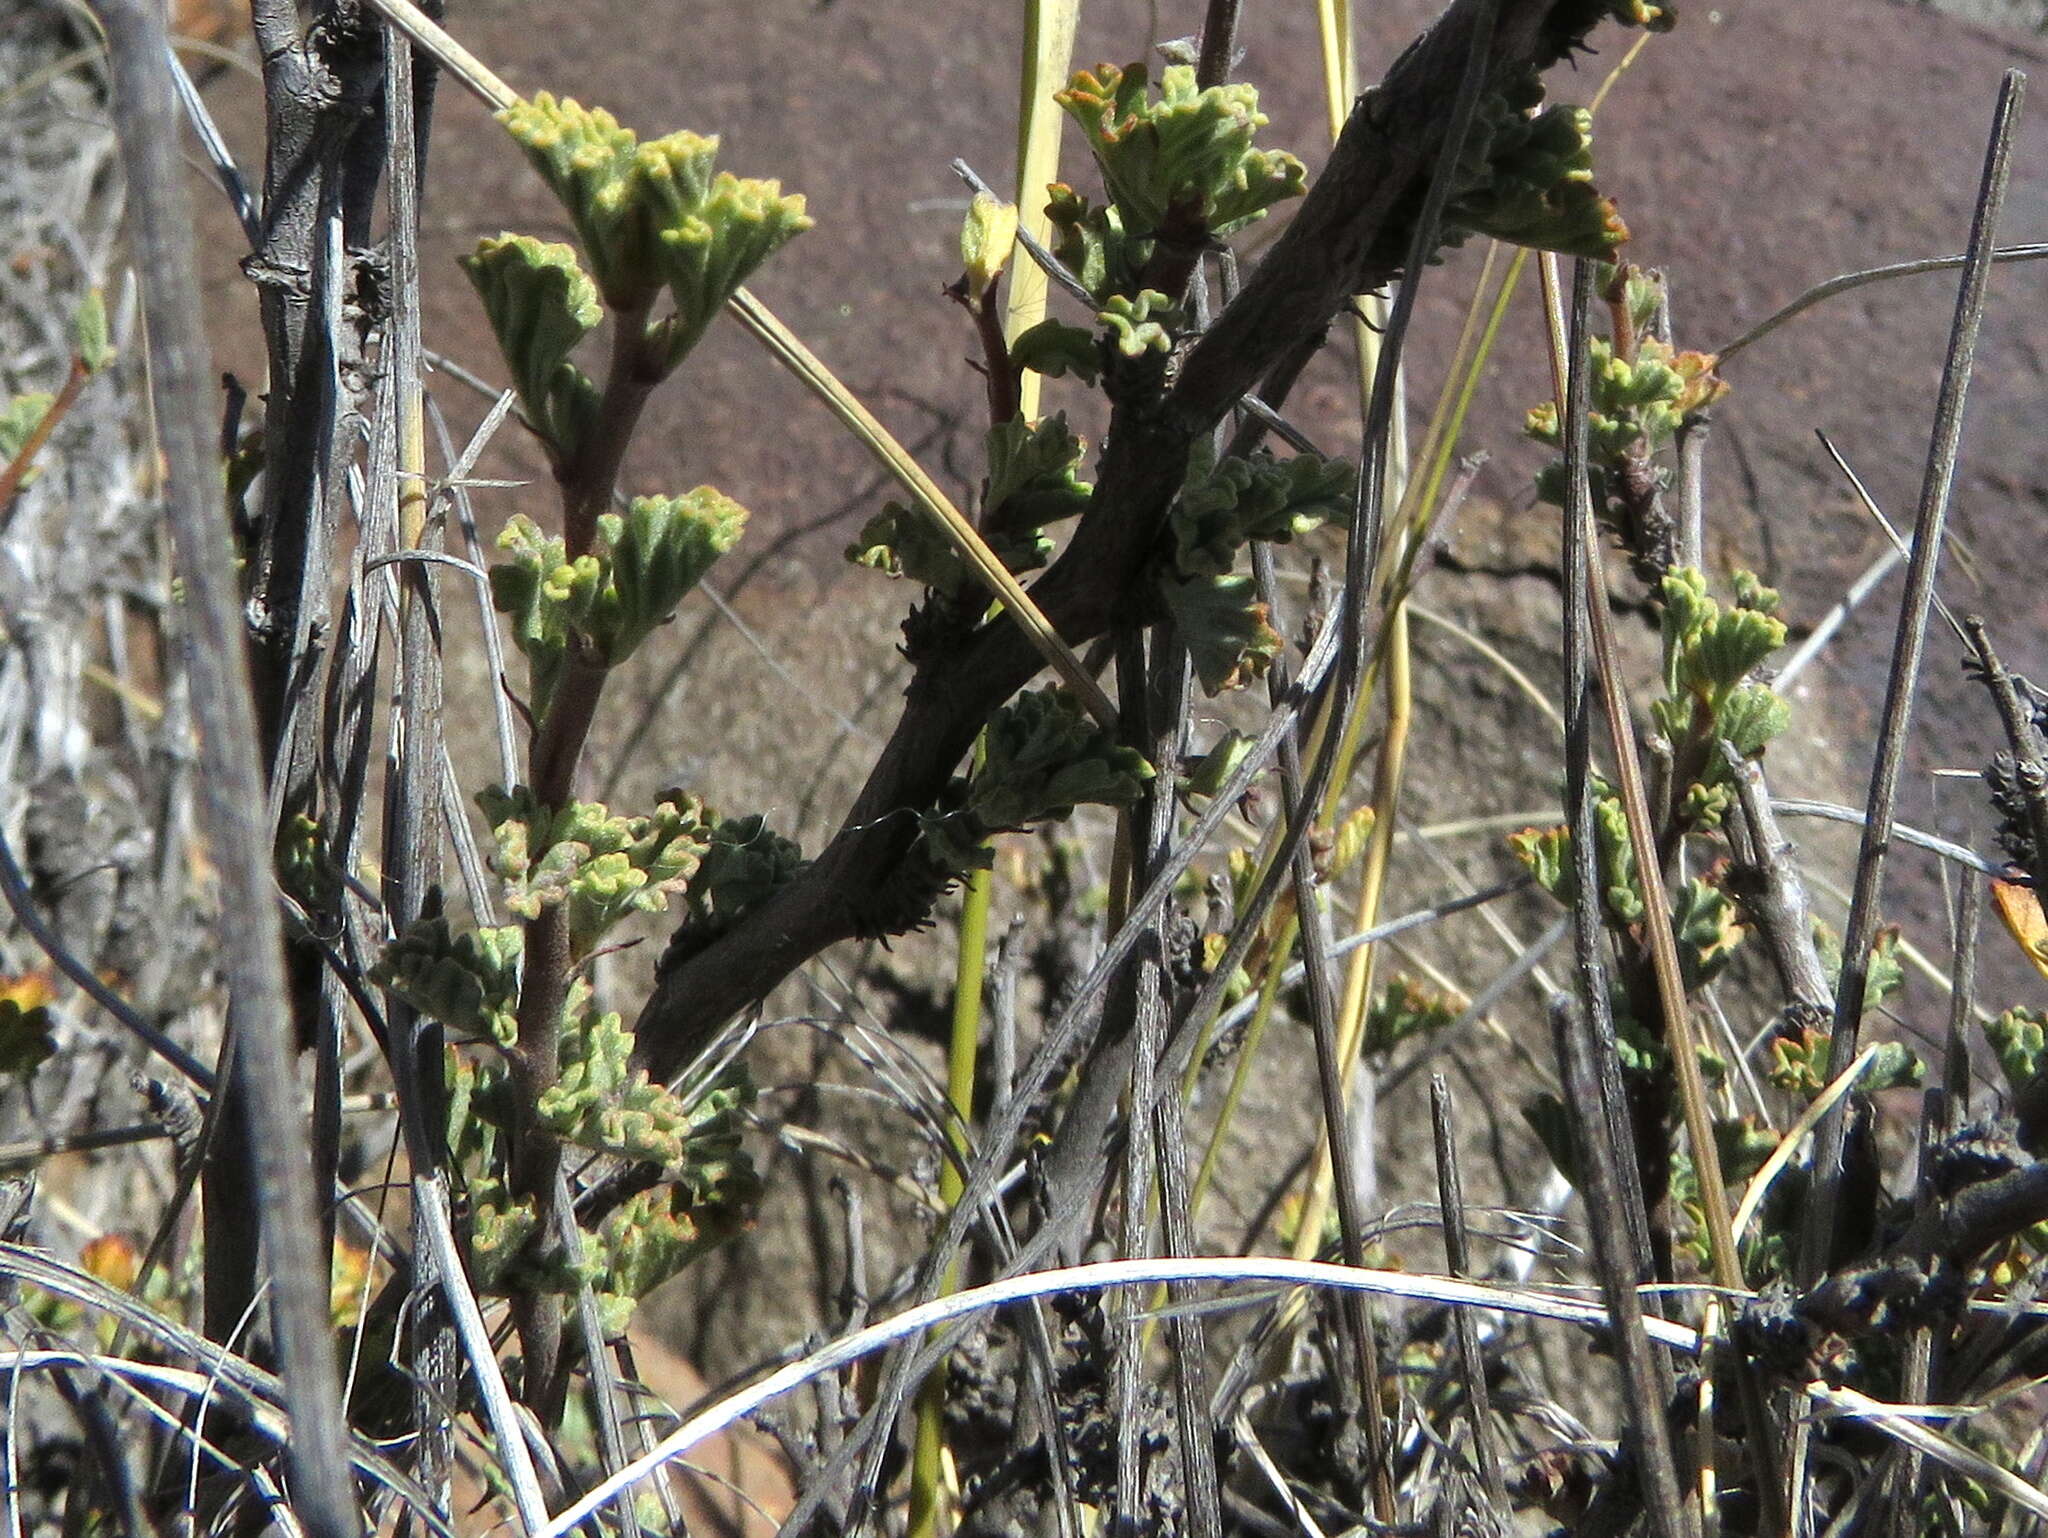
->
1538, 247, 1745, 1300
1005, 0, 1081, 423
1189, 913, 1298, 1221
908, 1, 1080, 1504
728, 293, 1115, 724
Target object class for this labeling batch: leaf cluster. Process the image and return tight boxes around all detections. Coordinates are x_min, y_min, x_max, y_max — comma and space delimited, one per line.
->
1168, 448, 1355, 580
917, 688, 1154, 877
847, 415, 1089, 596
429, 978, 757, 1324
1526, 264, 1728, 535
1445, 70, 1627, 259
491, 491, 747, 715
1650, 567, 1792, 827
494, 93, 811, 350
372, 916, 525, 1046
478, 787, 714, 958
1511, 812, 1751, 991
1055, 62, 1306, 241
1362, 976, 1465, 1060
1766, 1026, 1923, 1101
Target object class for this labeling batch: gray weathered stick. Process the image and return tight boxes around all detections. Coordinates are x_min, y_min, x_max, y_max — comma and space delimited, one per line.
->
1800, 69, 2025, 1289
93, 3, 355, 1533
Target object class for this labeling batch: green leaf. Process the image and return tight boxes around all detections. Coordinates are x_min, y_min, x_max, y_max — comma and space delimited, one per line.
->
1170, 449, 1356, 578
1714, 1116, 1780, 1188
646, 148, 813, 369
492, 493, 748, 702
845, 501, 971, 592
490, 515, 600, 717
1183, 729, 1255, 799
373, 916, 524, 1046
1690, 607, 1786, 696
461, 234, 603, 459
1097, 288, 1179, 357
1507, 825, 1573, 903
1056, 62, 1306, 238
1009, 318, 1102, 385
958, 193, 1018, 301
968, 686, 1153, 831
73, 290, 112, 374
1813, 921, 1906, 1013
594, 489, 748, 662
496, 94, 651, 304
1671, 877, 1747, 989
1716, 683, 1790, 759
1445, 81, 1626, 259
686, 815, 805, 930
1158, 570, 1283, 694
983, 413, 1092, 530
1985, 1007, 2047, 1098
0, 394, 53, 487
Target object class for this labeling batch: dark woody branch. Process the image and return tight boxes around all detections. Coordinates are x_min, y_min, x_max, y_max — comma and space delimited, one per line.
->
632, 0, 1647, 1078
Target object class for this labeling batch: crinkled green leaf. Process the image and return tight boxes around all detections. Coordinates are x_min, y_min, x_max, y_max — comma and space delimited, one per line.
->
846, 501, 970, 592
490, 515, 601, 717
1158, 570, 1283, 694
1098, 288, 1179, 357
372, 916, 524, 1046
496, 94, 650, 305
1671, 877, 1746, 990
493, 493, 748, 704
1508, 825, 1572, 903
461, 234, 603, 460
1170, 449, 1356, 578
847, 497, 1049, 593
983, 413, 1092, 530
1056, 62, 1306, 238
686, 814, 805, 930
647, 152, 812, 368
1985, 1007, 2047, 1099
595, 489, 748, 661
1009, 318, 1102, 385
969, 686, 1153, 831
1812, 921, 1908, 1014
1716, 684, 1790, 759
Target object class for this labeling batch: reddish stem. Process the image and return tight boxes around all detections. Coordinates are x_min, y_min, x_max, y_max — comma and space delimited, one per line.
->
0, 357, 92, 525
